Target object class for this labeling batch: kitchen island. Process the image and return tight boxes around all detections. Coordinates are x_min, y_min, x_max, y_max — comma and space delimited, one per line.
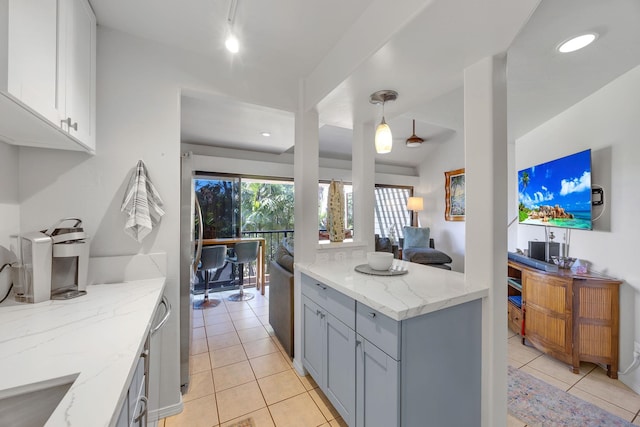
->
297, 257, 489, 427
0, 278, 166, 427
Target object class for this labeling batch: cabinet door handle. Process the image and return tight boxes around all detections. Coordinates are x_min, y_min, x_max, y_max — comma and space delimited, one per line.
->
61, 117, 78, 131
316, 283, 327, 290
368, 312, 376, 318
152, 295, 171, 335
133, 395, 148, 424
356, 340, 362, 347
316, 309, 322, 316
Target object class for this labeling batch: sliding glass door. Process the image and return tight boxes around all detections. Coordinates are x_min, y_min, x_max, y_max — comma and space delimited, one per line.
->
194, 175, 241, 239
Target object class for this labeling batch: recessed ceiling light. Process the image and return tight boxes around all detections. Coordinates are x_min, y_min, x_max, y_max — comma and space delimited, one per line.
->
225, 34, 239, 53
557, 33, 598, 53
260, 132, 271, 137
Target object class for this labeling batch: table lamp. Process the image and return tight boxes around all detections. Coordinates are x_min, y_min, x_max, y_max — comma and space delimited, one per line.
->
407, 196, 424, 226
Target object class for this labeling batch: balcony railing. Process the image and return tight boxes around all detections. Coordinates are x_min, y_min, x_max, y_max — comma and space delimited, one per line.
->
240, 229, 294, 274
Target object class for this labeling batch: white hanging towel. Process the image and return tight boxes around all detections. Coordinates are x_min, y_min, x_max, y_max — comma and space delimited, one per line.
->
121, 160, 165, 242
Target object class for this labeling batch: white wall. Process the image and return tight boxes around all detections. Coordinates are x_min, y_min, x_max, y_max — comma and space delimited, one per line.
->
514, 64, 640, 392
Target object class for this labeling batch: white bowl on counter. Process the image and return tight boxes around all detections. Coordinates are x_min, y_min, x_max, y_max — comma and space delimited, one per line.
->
367, 252, 393, 270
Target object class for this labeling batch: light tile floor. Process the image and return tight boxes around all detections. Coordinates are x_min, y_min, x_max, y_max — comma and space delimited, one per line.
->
161, 288, 640, 427
507, 328, 640, 426
161, 286, 347, 427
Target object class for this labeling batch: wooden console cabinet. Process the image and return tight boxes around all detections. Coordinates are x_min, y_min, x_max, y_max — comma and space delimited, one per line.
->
507, 260, 622, 378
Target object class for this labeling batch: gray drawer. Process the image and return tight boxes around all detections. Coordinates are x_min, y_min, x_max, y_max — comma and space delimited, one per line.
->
301, 274, 355, 329
356, 303, 401, 360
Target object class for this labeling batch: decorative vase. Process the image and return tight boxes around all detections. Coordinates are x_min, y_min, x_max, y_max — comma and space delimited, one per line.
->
327, 180, 345, 242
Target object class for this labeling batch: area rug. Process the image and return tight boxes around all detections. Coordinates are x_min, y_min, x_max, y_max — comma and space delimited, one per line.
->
508, 366, 634, 426
225, 417, 255, 427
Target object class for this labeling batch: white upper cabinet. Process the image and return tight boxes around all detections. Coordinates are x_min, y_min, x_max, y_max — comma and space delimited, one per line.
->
59, 0, 96, 150
0, 0, 96, 153
5, 0, 61, 124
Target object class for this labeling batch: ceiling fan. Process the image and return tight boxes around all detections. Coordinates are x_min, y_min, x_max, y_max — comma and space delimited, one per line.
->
405, 119, 425, 147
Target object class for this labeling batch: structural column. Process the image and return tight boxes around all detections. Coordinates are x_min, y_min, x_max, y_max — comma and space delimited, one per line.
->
352, 121, 375, 250
293, 78, 320, 374
464, 55, 508, 427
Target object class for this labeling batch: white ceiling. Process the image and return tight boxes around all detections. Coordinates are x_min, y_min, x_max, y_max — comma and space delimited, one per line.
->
89, 0, 640, 167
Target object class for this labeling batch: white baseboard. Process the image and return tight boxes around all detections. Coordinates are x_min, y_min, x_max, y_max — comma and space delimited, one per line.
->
149, 399, 184, 423
619, 370, 640, 395
292, 357, 306, 376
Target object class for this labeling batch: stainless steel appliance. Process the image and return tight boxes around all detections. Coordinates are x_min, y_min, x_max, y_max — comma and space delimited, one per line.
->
14, 218, 90, 303
179, 152, 202, 393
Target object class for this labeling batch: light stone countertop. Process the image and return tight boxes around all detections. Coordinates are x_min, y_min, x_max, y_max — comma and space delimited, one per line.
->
0, 278, 166, 426
296, 257, 489, 321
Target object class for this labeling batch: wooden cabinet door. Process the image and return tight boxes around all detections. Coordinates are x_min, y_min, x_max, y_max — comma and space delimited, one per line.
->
523, 271, 572, 363
302, 296, 324, 385
573, 280, 620, 377
325, 313, 356, 426
356, 336, 400, 427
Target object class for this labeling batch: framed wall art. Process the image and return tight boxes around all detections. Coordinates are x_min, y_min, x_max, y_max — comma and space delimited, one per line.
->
444, 168, 465, 221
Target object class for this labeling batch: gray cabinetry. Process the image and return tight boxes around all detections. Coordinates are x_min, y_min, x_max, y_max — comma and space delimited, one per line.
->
115, 334, 149, 427
302, 277, 356, 426
356, 336, 399, 427
301, 272, 482, 427
325, 311, 356, 422
301, 295, 324, 381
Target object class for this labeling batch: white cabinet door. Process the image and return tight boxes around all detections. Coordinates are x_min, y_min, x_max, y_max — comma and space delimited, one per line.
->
0, 0, 95, 152
59, 0, 96, 150
6, 0, 61, 124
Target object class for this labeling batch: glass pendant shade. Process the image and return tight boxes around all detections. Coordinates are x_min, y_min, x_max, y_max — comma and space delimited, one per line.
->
375, 118, 392, 154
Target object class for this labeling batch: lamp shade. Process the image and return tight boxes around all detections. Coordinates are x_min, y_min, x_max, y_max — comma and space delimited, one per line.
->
407, 196, 424, 211
375, 119, 392, 154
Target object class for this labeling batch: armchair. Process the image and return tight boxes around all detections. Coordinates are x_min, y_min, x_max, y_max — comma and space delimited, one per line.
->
401, 226, 453, 270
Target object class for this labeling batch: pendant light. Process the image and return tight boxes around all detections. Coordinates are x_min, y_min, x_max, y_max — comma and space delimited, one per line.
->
369, 90, 398, 154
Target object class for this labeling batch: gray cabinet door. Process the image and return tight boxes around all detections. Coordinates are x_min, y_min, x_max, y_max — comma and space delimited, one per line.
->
302, 296, 324, 385
356, 336, 400, 427
325, 312, 356, 426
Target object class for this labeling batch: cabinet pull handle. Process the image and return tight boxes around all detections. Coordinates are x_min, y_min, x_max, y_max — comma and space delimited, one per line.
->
368, 312, 376, 318
316, 283, 327, 290
316, 309, 322, 316
133, 395, 148, 423
356, 340, 362, 346
61, 117, 78, 131
152, 295, 171, 335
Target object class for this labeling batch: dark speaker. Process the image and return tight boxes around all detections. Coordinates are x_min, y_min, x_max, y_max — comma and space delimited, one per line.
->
528, 241, 561, 262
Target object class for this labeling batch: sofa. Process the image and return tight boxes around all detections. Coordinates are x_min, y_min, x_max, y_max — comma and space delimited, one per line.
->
268, 241, 294, 357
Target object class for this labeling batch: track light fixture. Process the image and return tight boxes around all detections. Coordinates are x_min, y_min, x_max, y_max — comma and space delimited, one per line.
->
369, 90, 398, 154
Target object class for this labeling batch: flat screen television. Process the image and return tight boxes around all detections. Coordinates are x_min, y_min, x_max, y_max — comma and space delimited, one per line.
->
518, 149, 592, 230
